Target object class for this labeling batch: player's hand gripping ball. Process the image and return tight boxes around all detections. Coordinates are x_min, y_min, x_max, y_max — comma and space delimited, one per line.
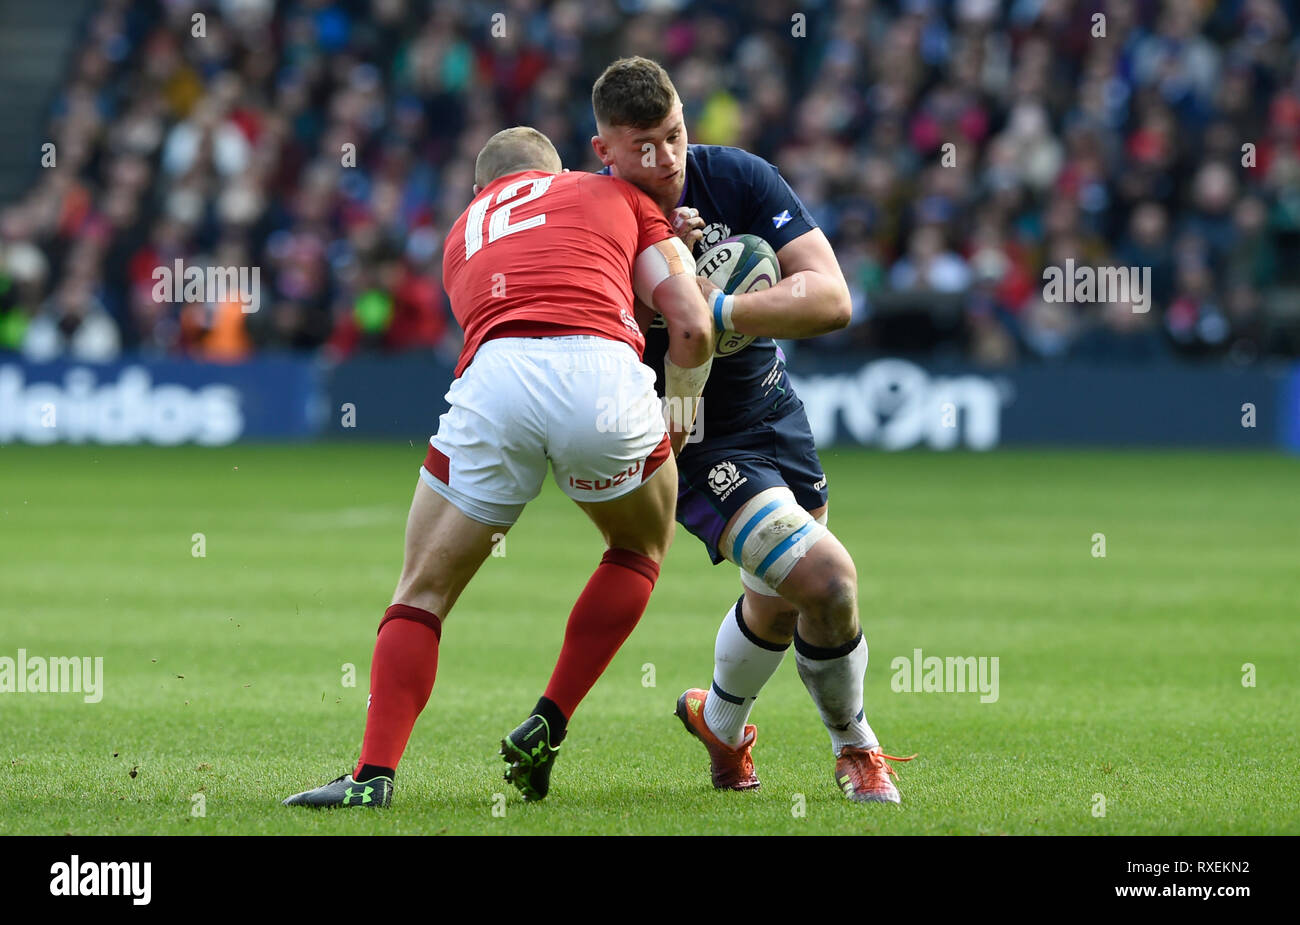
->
695, 234, 781, 356
671, 207, 705, 250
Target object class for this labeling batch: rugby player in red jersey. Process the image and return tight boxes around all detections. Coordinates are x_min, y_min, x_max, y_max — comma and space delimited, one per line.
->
284, 126, 713, 808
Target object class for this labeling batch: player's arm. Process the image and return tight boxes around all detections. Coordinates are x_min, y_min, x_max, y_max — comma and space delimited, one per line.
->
697, 152, 851, 340
701, 227, 852, 339
634, 237, 713, 454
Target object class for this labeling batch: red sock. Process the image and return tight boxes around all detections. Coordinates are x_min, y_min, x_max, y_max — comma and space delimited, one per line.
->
543, 548, 660, 719
355, 604, 442, 775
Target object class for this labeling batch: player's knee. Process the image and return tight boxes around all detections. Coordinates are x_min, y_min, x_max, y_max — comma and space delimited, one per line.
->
798, 570, 857, 635
601, 547, 664, 590
627, 541, 669, 565
391, 584, 445, 619
604, 526, 670, 564
391, 558, 457, 616
823, 572, 857, 619
632, 512, 676, 562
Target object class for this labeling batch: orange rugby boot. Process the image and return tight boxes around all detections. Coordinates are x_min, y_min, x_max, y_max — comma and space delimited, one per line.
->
674, 688, 760, 791
834, 746, 917, 804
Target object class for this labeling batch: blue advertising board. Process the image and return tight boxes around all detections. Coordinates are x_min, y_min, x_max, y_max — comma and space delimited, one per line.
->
2, 352, 1295, 451
784, 356, 1289, 451
0, 357, 321, 445
323, 352, 456, 440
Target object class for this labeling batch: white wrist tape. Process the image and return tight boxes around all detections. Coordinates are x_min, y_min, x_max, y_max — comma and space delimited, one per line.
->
664, 355, 712, 412
710, 290, 736, 331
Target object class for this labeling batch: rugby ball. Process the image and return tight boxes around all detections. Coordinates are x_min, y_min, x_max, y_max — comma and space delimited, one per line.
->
696, 234, 780, 356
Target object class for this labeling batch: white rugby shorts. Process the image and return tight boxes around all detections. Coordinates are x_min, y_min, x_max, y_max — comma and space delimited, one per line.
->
420, 336, 671, 525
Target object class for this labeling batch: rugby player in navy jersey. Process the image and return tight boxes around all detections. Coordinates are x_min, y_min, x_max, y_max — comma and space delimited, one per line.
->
587, 57, 915, 803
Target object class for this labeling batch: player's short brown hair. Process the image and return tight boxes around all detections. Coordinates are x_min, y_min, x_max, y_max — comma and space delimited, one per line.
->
592, 56, 679, 130
474, 126, 562, 188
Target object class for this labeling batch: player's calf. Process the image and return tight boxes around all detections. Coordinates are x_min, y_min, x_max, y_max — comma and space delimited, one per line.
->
282, 483, 503, 810
740, 591, 799, 642
500, 454, 676, 801
687, 490, 838, 754
390, 477, 507, 617
764, 530, 915, 792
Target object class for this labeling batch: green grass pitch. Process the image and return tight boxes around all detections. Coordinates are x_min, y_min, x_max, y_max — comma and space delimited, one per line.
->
1, 444, 1296, 835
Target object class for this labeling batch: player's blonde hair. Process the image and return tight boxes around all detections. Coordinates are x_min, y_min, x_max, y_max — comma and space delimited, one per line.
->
474, 126, 562, 188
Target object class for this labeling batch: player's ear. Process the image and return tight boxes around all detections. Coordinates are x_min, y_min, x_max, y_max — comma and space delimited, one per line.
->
472, 183, 480, 196
591, 135, 611, 165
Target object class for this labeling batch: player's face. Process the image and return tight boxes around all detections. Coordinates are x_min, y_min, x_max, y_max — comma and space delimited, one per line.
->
594, 101, 688, 207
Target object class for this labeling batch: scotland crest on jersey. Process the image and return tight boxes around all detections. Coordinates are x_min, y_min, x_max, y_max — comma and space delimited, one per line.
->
698, 221, 731, 249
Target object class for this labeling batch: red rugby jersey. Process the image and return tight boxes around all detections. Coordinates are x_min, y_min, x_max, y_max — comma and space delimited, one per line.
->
442, 170, 675, 376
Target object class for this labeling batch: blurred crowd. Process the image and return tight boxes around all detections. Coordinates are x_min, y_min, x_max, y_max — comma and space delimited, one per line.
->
1, 0, 1299, 367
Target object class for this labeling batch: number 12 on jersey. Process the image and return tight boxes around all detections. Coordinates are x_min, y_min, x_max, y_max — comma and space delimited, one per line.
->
463, 175, 554, 260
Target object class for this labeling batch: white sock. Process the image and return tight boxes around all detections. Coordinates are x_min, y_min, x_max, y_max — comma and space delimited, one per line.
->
702, 598, 789, 746
794, 630, 878, 755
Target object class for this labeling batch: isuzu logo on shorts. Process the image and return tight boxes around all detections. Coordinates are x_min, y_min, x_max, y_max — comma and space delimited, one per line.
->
569, 459, 642, 491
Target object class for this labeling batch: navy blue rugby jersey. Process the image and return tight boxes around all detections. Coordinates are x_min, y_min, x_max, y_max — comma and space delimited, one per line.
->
602, 144, 817, 439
